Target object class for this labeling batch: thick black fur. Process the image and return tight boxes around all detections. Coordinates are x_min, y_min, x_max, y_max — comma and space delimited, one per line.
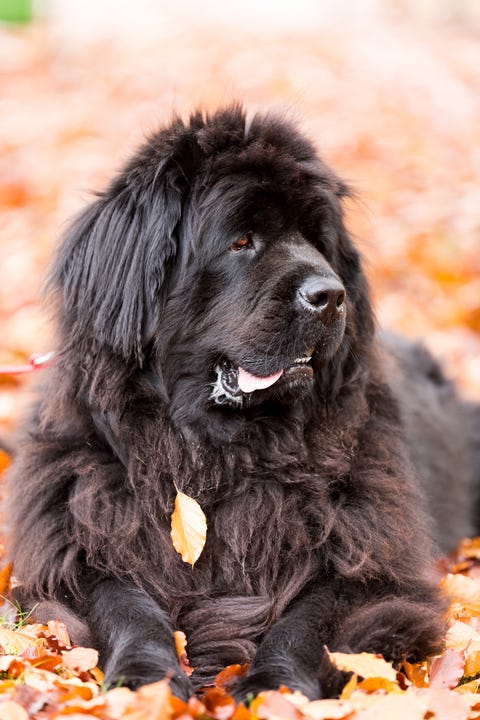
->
8, 106, 479, 700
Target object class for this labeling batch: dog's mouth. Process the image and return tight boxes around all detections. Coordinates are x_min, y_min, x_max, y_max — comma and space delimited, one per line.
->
211, 350, 315, 407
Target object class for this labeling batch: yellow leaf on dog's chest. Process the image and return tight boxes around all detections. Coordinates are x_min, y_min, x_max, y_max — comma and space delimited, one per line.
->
170, 491, 207, 565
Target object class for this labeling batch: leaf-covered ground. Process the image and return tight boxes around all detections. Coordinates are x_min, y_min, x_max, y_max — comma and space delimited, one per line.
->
1, 2, 480, 718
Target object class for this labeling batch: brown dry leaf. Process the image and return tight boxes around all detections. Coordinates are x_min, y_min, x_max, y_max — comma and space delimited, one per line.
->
429, 649, 465, 689
202, 687, 236, 720
215, 664, 250, 689
402, 661, 429, 688
170, 491, 207, 566
328, 651, 397, 682
61, 646, 99, 672
47, 620, 71, 647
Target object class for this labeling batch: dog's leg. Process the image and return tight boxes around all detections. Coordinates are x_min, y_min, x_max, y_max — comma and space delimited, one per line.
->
233, 580, 444, 702
333, 595, 445, 664
233, 587, 347, 701
87, 578, 192, 699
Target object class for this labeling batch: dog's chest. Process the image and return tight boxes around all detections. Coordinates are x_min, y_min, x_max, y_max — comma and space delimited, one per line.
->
192, 471, 328, 597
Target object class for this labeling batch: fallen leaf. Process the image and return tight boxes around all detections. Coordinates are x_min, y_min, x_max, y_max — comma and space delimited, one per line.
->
0, 628, 42, 656
173, 630, 194, 677
456, 538, 480, 562
349, 688, 429, 719
416, 687, 475, 720
429, 649, 465, 689
442, 574, 480, 615
0, 701, 29, 720
174, 630, 187, 660
61, 646, 99, 672
455, 678, 480, 693
251, 691, 302, 720
232, 702, 252, 720
47, 620, 71, 647
215, 664, 250, 689
105, 686, 137, 719
328, 651, 397, 682
0, 450, 10, 474
301, 698, 354, 719
0, 563, 13, 596
339, 672, 358, 699
125, 678, 173, 720
358, 676, 403, 694
445, 620, 480, 651
170, 490, 207, 566
202, 687, 236, 720
402, 660, 429, 688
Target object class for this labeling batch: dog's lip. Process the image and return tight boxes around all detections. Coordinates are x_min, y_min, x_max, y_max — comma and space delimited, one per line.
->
219, 349, 315, 395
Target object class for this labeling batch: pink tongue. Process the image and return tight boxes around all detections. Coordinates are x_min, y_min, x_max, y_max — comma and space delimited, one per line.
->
237, 366, 284, 393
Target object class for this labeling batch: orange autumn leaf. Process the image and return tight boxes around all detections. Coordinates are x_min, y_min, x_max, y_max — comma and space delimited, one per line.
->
456, 537, 480, 562
0, 562, 13, 595
215, 664, 249, 689
202, 687, 236, 720
0, 449, 11, 474
402, 661, 429, 688
358, 676, 403, 694
170, 491, 207, 566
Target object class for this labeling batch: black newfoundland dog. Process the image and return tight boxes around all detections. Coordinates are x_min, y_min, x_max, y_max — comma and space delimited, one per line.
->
8, 106, 479, 700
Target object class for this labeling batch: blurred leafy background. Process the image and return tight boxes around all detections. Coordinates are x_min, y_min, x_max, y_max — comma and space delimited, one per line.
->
1, 0, 479, 438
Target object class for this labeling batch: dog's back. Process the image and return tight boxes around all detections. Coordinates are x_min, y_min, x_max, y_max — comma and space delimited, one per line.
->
381, 332, 478, 552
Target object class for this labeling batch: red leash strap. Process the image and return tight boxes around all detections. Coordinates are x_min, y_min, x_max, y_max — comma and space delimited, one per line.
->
0, 351, 56, 376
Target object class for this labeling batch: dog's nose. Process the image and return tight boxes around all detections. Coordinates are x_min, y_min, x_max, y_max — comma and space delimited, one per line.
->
297, 276, 346, 321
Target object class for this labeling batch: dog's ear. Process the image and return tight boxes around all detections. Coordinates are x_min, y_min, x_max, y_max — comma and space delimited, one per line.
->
49, 130, 201, 364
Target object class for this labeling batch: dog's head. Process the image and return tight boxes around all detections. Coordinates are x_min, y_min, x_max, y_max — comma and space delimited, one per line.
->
52, 106, 373, 426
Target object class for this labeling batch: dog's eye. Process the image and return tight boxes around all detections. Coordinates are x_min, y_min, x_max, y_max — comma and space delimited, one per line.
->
230, 232, 255, 252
